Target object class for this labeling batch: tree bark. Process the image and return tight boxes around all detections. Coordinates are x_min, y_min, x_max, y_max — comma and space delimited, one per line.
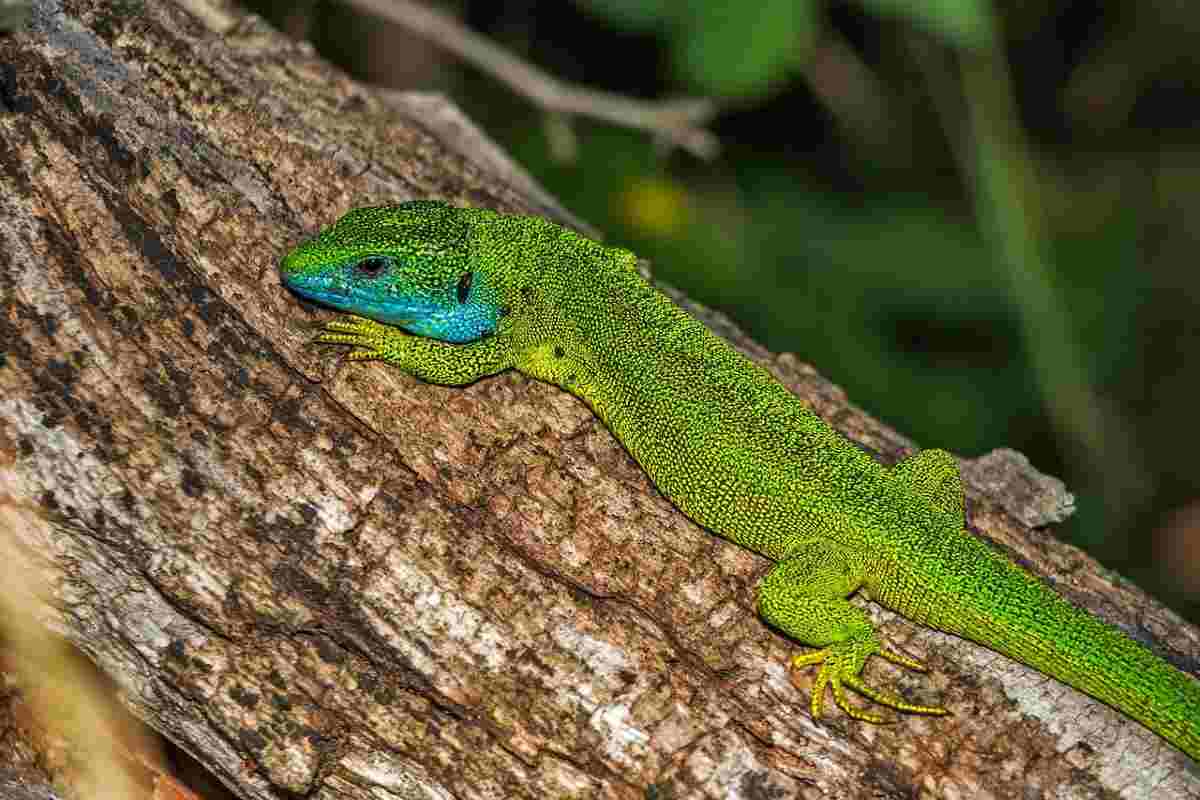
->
1, 2, 1197, 798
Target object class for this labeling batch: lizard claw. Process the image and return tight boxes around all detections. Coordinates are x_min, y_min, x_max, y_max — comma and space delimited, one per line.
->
790, 644, 949, 724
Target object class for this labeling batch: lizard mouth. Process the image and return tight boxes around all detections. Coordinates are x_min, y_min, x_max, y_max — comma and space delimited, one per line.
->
280, 269, 351, 304
280, 270, 439, 329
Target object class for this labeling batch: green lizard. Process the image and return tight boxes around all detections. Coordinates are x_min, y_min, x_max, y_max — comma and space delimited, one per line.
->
280, 200, 1200, 760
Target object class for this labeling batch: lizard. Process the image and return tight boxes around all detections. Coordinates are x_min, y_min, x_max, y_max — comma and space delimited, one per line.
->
279, 199, 1200, 761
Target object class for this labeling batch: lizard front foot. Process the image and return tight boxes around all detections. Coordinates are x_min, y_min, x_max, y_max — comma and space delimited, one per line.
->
790, 643, 950, 724
313, 315, 400, 361
309, 313, 514, 385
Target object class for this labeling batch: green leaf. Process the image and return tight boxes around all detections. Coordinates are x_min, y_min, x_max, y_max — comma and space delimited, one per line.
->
572, 0, 678, 31
674, 0, 817, 96
0, 0, 32, 33
856, 0, 994, 49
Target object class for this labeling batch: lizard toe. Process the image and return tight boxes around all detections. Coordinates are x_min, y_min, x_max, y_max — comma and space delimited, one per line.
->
790, 639, 946, 722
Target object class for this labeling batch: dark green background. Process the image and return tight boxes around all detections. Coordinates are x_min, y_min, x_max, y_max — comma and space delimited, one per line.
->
254, 0, 1200, 619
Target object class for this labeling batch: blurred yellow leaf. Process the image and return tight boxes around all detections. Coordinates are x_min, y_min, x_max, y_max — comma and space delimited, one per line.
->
618, 178, 691, 236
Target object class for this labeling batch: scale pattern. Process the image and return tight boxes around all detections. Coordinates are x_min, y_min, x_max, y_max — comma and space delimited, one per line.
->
281, 201, 1200, 759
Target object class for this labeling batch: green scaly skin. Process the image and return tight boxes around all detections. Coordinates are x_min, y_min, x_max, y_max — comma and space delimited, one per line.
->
280, 201, 1200, 759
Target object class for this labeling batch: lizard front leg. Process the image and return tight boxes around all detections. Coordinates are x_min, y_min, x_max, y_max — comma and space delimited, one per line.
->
315, 315, 514, 385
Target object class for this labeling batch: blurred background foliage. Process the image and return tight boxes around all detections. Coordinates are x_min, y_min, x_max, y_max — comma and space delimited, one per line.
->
253, 0, 1200, 619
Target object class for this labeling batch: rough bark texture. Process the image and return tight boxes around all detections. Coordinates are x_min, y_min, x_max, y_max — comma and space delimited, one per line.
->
1, 2, 1198, 798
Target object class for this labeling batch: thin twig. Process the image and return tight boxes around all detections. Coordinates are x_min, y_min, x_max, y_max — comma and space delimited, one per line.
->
342, 0, 721, 160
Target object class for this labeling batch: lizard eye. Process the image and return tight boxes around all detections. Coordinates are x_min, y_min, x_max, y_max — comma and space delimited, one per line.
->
355, 257, 390, 278
456, 272, 473, 304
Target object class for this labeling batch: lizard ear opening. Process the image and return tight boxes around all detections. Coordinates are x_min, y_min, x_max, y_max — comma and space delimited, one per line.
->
456, 271, 474, 304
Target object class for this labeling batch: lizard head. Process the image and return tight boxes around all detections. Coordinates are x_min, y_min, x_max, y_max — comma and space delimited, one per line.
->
279, 201, 500, 344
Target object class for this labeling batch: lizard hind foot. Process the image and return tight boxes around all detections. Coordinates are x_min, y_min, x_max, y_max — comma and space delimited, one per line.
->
790, 643, 950, 724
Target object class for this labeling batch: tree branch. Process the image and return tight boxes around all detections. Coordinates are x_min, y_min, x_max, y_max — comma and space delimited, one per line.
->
343, 0, 721, 160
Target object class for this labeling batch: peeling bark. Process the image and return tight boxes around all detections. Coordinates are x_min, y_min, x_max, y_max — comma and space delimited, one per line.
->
0, 2, 1198, 798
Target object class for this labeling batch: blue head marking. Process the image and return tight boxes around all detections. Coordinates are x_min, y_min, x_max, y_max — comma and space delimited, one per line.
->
280, 203, 501, 344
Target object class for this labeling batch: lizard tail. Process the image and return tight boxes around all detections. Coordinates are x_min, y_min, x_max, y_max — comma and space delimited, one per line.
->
939, 552, 1200, 761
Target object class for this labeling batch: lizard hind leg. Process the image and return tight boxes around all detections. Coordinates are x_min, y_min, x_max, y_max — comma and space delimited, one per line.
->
889, 448, 964, 526
758, 543, 949, 724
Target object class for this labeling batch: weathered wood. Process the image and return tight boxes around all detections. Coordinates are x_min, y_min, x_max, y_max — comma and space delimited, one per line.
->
1, 2, 1197, 798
